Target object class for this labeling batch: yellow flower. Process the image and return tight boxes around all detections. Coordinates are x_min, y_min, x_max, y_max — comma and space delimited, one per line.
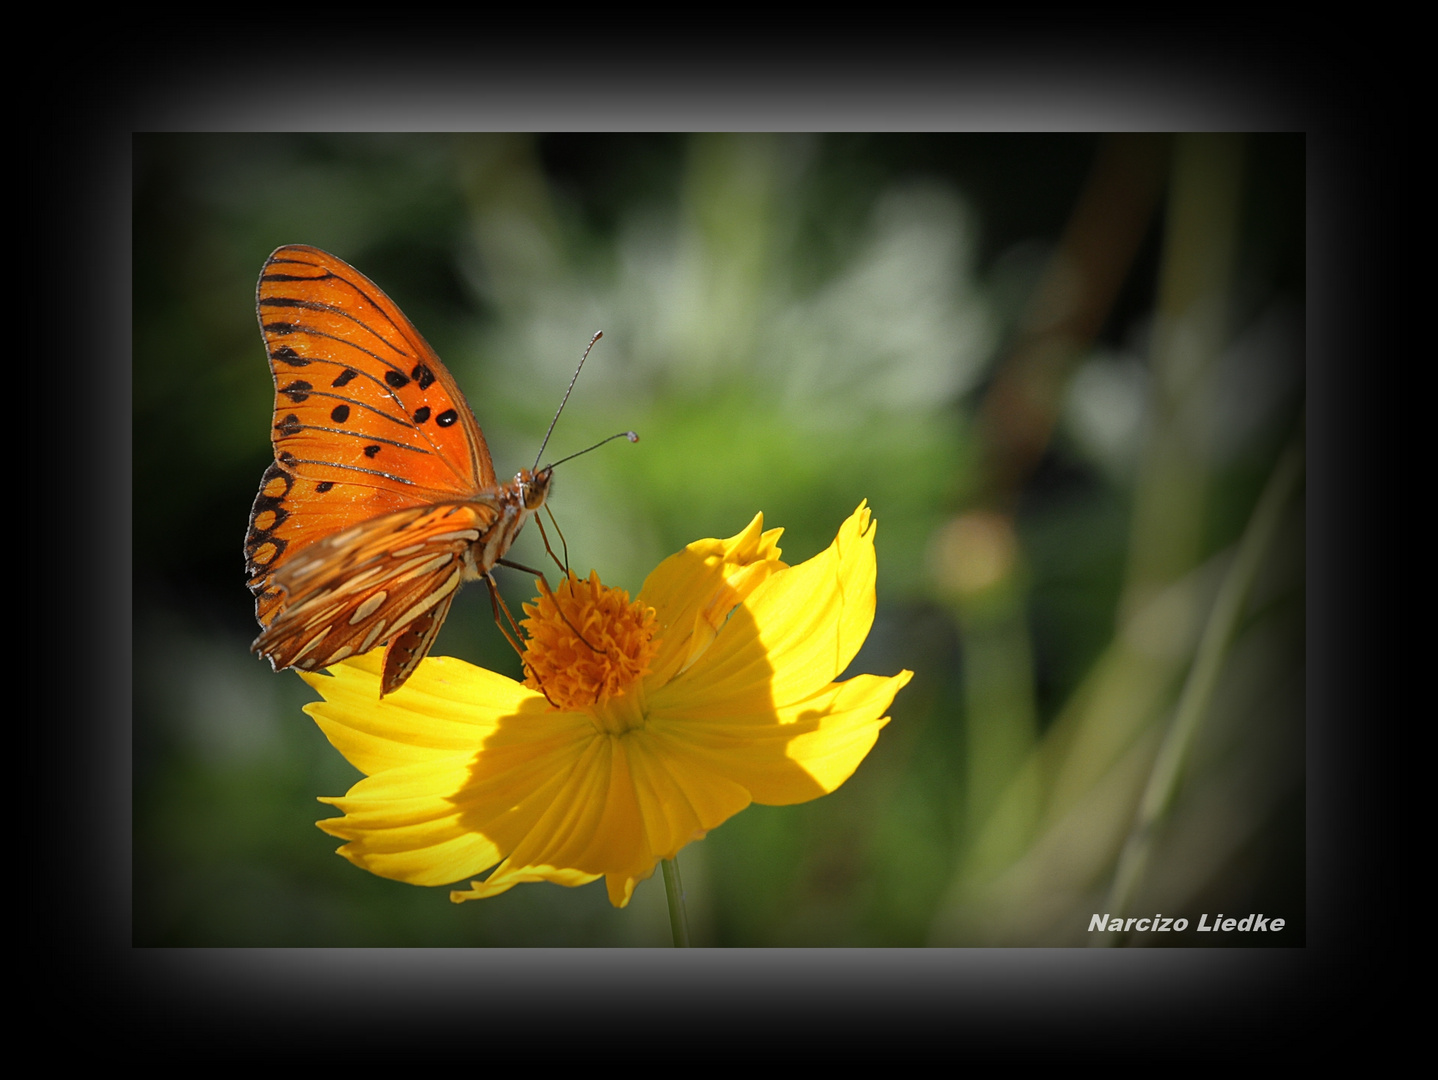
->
303, 502, 912, 908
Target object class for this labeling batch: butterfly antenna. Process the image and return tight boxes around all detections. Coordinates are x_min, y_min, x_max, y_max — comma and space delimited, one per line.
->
534, 331, 604, 471
545, 430, 640, 471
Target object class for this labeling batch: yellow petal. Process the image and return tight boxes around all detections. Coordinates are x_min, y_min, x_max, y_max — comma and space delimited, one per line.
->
303, 653, 538, 777
458, 723, 757, 908
625, 728, 753, 855
657, 502, 879, 707
315, 717, 594, 887
644, 504, 910, 800
766, 672, 910, 798
638, 512, 788, 687
308, 655, 616, 890
452, 863, 601, 902
645, 671, 910, 805
453, 733, 653, 905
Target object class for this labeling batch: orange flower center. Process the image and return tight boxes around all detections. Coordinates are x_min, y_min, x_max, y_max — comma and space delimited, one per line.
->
519, 571, 659, 714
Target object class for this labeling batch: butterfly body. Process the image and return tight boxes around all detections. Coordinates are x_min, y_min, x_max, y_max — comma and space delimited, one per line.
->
245, 245, 550, 696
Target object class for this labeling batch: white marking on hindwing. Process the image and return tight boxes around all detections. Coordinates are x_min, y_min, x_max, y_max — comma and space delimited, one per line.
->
343, 564, 390, 588
301, 602, 347, 631
292, 627, 333, 663
351, 591, 388, 623
360, 619, 388, 652
427, 529, 482, 544
390, 552, 455, 583
389, 567, 463, 634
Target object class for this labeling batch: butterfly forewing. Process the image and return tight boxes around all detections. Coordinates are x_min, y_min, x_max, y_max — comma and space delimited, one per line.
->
257, 245, 495, 497
245, 245, 544, 697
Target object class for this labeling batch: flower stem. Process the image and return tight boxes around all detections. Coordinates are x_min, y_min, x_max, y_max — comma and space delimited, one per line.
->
661, 857, 691, 947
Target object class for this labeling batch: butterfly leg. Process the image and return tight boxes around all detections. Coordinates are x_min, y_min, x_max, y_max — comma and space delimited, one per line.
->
535, 510, 571, 573
483, 573, 561, 709
496, 556, 548, 579
484, 571, 528, 655
498, 560, 605, 655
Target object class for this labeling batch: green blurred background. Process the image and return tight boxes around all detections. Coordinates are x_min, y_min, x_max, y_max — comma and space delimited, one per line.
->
134, 133, 1304, 946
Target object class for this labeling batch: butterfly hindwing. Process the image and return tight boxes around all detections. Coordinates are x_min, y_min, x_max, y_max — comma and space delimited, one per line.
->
380, 593, 457, 696
251, 501, 501, 681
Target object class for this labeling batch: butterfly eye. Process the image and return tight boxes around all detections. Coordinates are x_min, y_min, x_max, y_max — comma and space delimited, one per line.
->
521, 469, 552, 511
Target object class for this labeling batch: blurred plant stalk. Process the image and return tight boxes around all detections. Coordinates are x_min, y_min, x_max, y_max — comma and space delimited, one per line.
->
932, 134, 1279, 945
976, 134, 1168, 513
930, 510, 1040, 841
937, 134, 1168, 843
1093, 430, 1303, 944
929, 133, 1168, 906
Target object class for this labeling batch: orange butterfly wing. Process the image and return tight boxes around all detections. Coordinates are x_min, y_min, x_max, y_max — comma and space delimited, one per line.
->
251, 501, 502, 693
244, 245, 518, 695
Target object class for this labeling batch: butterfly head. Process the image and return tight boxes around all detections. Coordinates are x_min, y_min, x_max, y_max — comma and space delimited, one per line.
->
515, 466, 554, 511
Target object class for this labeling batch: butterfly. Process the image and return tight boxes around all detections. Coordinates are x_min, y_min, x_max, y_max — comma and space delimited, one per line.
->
245, 245, 560, 697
